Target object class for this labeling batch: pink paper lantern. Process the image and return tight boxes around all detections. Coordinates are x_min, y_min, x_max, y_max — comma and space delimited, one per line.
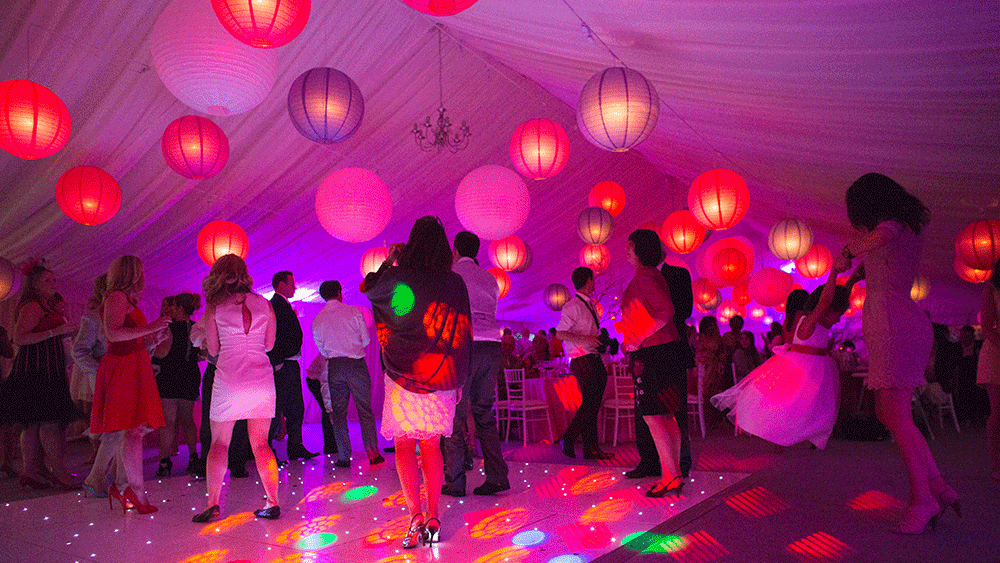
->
211, 0, 310, 48
455, 165, 530, 240
588, 181, 625, 217
161, 115, 229, 179
712, 247, 750, 286
543, 283, 571, 311
688, 169, 750, 230
0, 80, 71, 160
732, 282, 751, 307
315, 168, 392, 243
662, 209, 706, 254
697, 236, 755, 289
748, 267, 793, 307
718, 299, 745, 322
955, 219, 1000, 271
510, 118, 569, 180
197, 220, 249, 266
748, 304, 766, 320
579, 244, 611, 275
55, 166, 122, 226
489, 235, 527, 272
487, 268, 511, 299
401, 0, 480, 16
795, 244, 833, 279
360, 246, 389, 277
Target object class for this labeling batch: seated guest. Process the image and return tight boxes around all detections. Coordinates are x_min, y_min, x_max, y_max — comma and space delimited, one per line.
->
732, 331, 762, 384
548, 327, 564, 358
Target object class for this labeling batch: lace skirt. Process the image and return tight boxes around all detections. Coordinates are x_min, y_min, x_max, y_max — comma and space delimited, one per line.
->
380, 374, 456, 440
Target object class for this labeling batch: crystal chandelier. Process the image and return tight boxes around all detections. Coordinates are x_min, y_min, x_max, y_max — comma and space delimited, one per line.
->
412, 26, 470, 153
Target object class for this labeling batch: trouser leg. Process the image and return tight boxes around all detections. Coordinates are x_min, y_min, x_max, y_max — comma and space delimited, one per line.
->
327, 358, 353, 461
344, 358, 379, 457
470, 342, 508, 487
306, 377, 336, 453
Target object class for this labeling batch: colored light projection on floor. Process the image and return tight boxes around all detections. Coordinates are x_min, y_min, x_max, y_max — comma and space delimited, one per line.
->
269, 553, 332, 563
569, 469, 618, 495
556, 521, 614, 550
695, 444, 772, 472
466, 506, 532, 539
473, 546, 531, 563
382, 485, 428, 507
623, 530, 729, 562
275, 515, 343, 545
725, 486, 790, 518
391, 283, 415, 316
846, 490, 905, 523
786, 531, 852, 562
198, 512, 254, 535
343, 485, 378, 500
177, 549, 229, 563
372, 555, 421, 563
297, 481, 351, 505
580, 498, 633, 524
363, 513, 412, 547
512, 530, 550, 546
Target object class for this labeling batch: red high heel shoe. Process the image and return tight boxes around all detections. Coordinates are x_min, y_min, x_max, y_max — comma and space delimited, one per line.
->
109, 484, 132, 513
401, 513, 425, 549
121, 486, 158, 514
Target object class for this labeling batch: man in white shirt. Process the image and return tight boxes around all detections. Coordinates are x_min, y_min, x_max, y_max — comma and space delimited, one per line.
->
312, 281, 383, 468
442, 231, 511, 496
556, 267, 614, 460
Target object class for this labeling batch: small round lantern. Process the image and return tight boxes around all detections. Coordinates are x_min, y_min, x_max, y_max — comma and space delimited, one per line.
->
691, 278, 717, 305
510, 243, 533, 274
288, 67, 364, 144
211, 0, 310, 48
910, 275, 930, 301
595, 301, 604, 319
55, 166, 122, 226
360, 246, 389, 277
543, 283, 571, 311
488, 268, 511, 299
577, 67, 659, 152
315, 168, 392, 243
795, 244, 833, 279
955, 219, 1000, 271
748, 304, 766, 321
850, 285, 867, 311
455, 165, 530, 240
698, 236, 754, 289
588, 181, 625, 217
732, 282, 751, 307
579, 244, 611, 275
0, 257, 16, 301
711, 247, 750, 286
718, 299, 745, 322
578, 206, 613, 245
662, 210, 706, 254
197, 220, 249, 266
401, 0, 480, 16
489, 235, 527, 272
161, 115, 230, 179
768, 217, 813, 260
954, 256, 992, 283
702, 291, 723, 311
0, 80, 71, 160
510, 118, 569, 180
748, 267, 793, 307
688, 169, 750, 230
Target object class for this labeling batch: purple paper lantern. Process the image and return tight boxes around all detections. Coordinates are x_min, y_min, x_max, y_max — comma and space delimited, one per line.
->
288, 67, 364, 144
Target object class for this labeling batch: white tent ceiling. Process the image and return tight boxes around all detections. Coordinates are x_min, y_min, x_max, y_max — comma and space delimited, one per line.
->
1, 0, 997, 326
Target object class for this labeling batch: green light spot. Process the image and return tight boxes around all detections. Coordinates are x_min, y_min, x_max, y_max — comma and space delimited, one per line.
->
295, 532, 338, 550
391, 283, 415, 316
343, 485, 378, 500
622, 532, 685, 553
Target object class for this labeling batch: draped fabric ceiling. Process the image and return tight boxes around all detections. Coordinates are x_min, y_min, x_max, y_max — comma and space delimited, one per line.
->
1, 0, 998, 327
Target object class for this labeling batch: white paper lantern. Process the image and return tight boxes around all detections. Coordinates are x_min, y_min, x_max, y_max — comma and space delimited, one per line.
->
577, 67, 659, 152
455, 165, 530, 240
769, 218, 813, 260
151, 0, 277, 116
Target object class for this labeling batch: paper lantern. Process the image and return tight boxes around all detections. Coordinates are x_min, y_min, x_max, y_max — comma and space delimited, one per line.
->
579, 244, 611, 275
768, 218, 813, 260
718, 299, 745, 321
316, 168, 392, 243
692, 278, 717, 305
695, 290, 722, 313
161, 115, 229, 179
662, 210, 706, 254
151, 0, 277, 116
910, 275, 930, 301
795, 244, 833, 279
697, 236, 754, 289
0, 80, 71, 160
488, 268, 511, 299
489, 235, 527, 272
55, 166, 122, 226
211, 0, 310, 48
688, 169, 750, 230
955, 219, 1000, 271
595, 301, 604, 319
712, 247, 750, 285
360, 246, 389, 277
510, 243, 533, 274
455, 165, 530, 240
578, 207, 613, 245
748, 267, 793, 307
0, 258, 15, 301
401, 0, 480, 16
850, 285, 866, 311
543, 283, 571, 311
732, 283, 751, 307
197, 220, 249, 266
577, 67, 659, 152
288, 67, 364, 144
954, 256, 992, 283
510, 118, 569, 180
748, 304, 765, 320
588, 181, 625, 217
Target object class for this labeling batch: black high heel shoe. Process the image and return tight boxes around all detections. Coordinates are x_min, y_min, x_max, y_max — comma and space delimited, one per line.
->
193, 505, 220, 523
645, 476, 684, 498
423, 518, 440, 546
155, 457, 172, 477
402, 513, 425, 549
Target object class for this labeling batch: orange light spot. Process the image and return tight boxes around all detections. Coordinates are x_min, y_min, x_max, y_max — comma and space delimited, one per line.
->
363, 514, 411, 548
471, 546, 530, 563
176, 549, 229, 563
569, 470, 618, 495
275, 515, 342, 545
381, 486, 428, 508
580, 497, 633, 524
298, 481, 352, 504
198, 512, 254, 535
466, 507, 531, 539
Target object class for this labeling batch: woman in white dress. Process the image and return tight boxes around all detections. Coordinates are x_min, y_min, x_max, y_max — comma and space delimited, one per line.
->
193, 254, 280, 523
978, 260, 1000, 482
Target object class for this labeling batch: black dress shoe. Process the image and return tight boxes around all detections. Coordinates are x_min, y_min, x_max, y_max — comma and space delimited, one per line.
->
624, 466, 661, 479
473, 482, 511, 496
583, 449, 615, 460
645, 476, 684, 498
253, 505, 280, 519
334, 459, 351, 468
192, 505, 220, 523
369, 455, 386, 466
288, 446, 320, 460
383, 446, 395, 453
561, 438, 576, 459
229, 465, 249, 478
441, 485, 466, 497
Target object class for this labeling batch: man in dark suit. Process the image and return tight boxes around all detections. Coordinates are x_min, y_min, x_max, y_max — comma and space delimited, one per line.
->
626, 260, 695, 479
268, 271, 318, 462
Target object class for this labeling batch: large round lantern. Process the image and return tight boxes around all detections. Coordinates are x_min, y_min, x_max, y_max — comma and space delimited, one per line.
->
510, 118, 569, 180
197, 220, 249, 266
748, 304, 765, 321
288, 67, 364, 144
954, 256, 992, 283
0, 80, 71, 160
955, 219, 1000, 271
577, 67, 659, 152
662, 209, 706, 254
698, 236, 754, 289
489, 235, 527, 272
732, 283, 751, 307
700, 290, 722, 311
795, 244, 833, 279
401, 0, 480, 16
711, 247, 750, 286
55, 166, 122, 226
588, 181, 625, 217
455, 165, 530, 240
578, 206, 613, 245
360, 246, 389, 277
692, 278, 717, 305
161, 115, 229, 179
688, 169, 750, 230
768, 218, 813, 260
315, 168, 392, 243
211, 0, 310, 48
543, 283, 571, 311
718, 299, 745, 322
910, 275, 930, 301
748, 267, 793, 307
488, 268, 511, 299
579, 244, 611, 275
850, 285, 867, 311
151, 0, 277, 116
510, 243, 533, 274
0, 258, 16, 301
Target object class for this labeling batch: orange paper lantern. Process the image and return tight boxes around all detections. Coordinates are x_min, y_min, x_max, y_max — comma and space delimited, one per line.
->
661, 209, 706, 254
510, 118, 569, 180
768, 217, 813, 260
197, 220, 249, 266
510, 243, 532, 274
211, 0, 310, 48
161, 115, 229, 179
692, 278, 717, 305
688, 169, 750, 230
55, 166, 122, 226
955, 219, 1000, 271
488, 268, 511, 299
718, 299, 745, 322
489, 235, 527, 272
360, 246, 389, 277
954, 256, 992, 283
711, 247, 750, 286
543, 283, 571, 311
795, 244, 832, 279
732, 282, 751, 306
850, 285, 867, 311
0, 80, 71, 160
588, 181, 625, 217
579, 244, 611, 275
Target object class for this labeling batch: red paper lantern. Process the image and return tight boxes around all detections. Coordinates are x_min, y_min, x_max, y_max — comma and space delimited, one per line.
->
955, 219, 1000, 271
718, 299, 745, 322
360, 246, 389, 277
161, 115, 229, 179
510, 243, 533, 274
0, 80, 71, 160
701, 290, 722, 311
748, 304, 765, 320
595, 301, 604, 319
197, 220, 249, 266
316, 168, 392, 243
688, 169, 750, 230
543, 283, 571, 311
692, 278, 717, 305
488, 268, 511, 299
954, 256, 992, 283
510, 118, 569, 180
748, 267, 793, 307
579, 244, 611, 275
732, 282, 751, 306
55, 166, 121, 226
795, 244, 832, 279
588, 181, 625, 217
661, 210, 706, 254
697, 236, 755, 289
401, 0, 480, 15
489, 235, 527, 272
212, 0, 310, 48
711, 247, 750, 286
775, 301, 787, 313
850, 285, 866, 311
910, 275, 930, 301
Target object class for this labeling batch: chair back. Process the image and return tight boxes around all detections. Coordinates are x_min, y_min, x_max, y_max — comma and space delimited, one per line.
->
610, 362, 632, 400
504, 368, 527, 403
